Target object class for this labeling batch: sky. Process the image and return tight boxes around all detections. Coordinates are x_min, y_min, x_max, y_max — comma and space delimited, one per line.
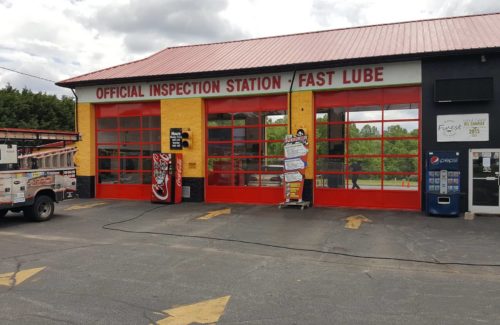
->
0, 0, 499, 98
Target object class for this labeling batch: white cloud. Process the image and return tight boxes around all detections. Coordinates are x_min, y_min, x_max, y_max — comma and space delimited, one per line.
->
0, 0, 498, 97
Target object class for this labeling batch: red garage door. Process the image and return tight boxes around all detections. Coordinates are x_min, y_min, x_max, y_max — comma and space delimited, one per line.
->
314, 87, 421, 210
95, 102, 161, 200
205, 95, 287, 204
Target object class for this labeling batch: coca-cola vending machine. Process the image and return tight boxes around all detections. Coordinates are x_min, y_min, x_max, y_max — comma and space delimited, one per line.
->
151, 153, 182, 203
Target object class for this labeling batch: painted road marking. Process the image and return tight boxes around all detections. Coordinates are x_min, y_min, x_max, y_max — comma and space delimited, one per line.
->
197, 208, 231, 220
344, 215, 372, 230
65, 202, 107, 211
0, 267, 46, 287
157, 295, 231, 325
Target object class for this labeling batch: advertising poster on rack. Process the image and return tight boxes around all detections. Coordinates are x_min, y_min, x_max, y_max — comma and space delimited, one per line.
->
283, 129, 308, 202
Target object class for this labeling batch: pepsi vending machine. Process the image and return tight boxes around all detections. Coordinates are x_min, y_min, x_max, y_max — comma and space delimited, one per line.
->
151, 153, 183, 204
426, 151, 461, 216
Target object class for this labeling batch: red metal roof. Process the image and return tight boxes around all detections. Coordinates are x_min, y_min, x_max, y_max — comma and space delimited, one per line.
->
58, 13, 500, 87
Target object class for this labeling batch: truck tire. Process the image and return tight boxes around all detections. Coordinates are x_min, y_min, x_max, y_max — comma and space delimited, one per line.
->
24, 195, 54, 222
0, 210, 7, 218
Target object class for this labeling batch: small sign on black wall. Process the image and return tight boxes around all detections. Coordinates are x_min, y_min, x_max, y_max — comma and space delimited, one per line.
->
170, 128, 183, 150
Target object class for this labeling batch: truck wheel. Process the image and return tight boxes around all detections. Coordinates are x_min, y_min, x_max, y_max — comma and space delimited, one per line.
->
0, 210, 7, 218
24, 195, 54, 222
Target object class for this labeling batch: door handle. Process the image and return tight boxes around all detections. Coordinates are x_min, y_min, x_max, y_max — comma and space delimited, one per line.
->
13, 180, 20, 185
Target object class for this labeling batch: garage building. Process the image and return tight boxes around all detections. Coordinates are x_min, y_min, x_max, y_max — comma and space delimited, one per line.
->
57, 13, 500, 212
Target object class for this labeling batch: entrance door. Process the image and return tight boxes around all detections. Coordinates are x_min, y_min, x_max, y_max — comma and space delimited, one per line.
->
205, 95, 287, 204
95, 102, 161, 200
469, 149, 500, 213
314, 87, 421, 210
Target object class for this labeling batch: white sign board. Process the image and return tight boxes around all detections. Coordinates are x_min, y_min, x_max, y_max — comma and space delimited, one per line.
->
284, 171, 303, 183
437, 114, 489, 142
76, 61, 421, 103
284, 158, 306, 171
284, 143, 308, 159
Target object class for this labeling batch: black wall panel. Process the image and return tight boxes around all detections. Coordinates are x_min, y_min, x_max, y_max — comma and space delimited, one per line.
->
422, 53, 500, 212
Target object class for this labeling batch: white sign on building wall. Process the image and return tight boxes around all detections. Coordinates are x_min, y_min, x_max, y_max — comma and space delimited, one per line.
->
76, 61, 422, 103
437, 114, 489, 142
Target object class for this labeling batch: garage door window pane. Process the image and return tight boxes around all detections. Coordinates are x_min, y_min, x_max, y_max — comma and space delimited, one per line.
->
208, 113, 231, 126
384, 140, 418, 155
97, 118, 117, 129
348, 140, 381, 155
120, 144, 141, 157
208, 172, 233, 186
142, 130, 161, 142
316, 174, 346, 188
142, 116, 161, 128
349, 123, 382, 138
98, 158, 119, 170
98, 145, 118, 157
143, 144, 161, 156
234, 158, 259, 171
233, 112, 259, 126
384, 158, 418, 173
120, 116, 140, 129
120, 172, 141, 184
354, 174, 381, 190
208, 128, 232, 141
316, 140, 344, 155
384, 122, 418, 137
142, 172, 152, 184
348, 158, 381, 172
316, 158, 345, 172
234, 143, 259, 156
383, 175, 418, 191
208, 143, 232, 156
98, 131, 118, 143
121, 158, 140, 171
99, 172, 118, 184
316, 107, 347, 122
208, 158, 232, 171
262, 111, 286, 125
234, 127, 259, 141
348, 106, 381, 121
384, 104, 418, 120
142, 158, 152, 171
120, 131, 141, 143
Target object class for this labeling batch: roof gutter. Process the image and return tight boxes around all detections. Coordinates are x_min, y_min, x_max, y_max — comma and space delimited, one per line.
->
70, 88, 78, 133
288, 71, 296, 134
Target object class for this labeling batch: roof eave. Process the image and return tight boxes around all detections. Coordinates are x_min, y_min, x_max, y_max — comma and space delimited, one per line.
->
56, 48, 500, 89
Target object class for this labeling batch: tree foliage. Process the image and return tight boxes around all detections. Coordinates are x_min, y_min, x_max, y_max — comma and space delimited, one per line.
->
0, 84, 74, 131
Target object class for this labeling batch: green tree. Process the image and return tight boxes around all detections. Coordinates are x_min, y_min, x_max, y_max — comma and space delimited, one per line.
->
0, 84, 75, 131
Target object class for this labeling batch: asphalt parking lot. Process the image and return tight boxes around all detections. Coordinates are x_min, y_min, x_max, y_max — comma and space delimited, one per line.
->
1, 199, 500, 324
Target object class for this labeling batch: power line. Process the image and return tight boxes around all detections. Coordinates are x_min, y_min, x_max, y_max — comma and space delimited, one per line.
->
0, 65, 56, 83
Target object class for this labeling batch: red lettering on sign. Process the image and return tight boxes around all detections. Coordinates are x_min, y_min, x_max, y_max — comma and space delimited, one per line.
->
375, 67, 383, 81
326, 71, 335, 85
342, 70, 351, 84
161, 83, 168, 96
183, 82, 191, 95
96, 88, 103, 99
364, 69, 373, 82
316, 72, 325, 86
226, 79, 234, 92
343, 68, 384, 84
211, 80, 220, 93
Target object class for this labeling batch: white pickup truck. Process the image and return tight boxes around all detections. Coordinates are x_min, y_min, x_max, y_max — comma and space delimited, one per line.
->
0, 145, 77, 221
